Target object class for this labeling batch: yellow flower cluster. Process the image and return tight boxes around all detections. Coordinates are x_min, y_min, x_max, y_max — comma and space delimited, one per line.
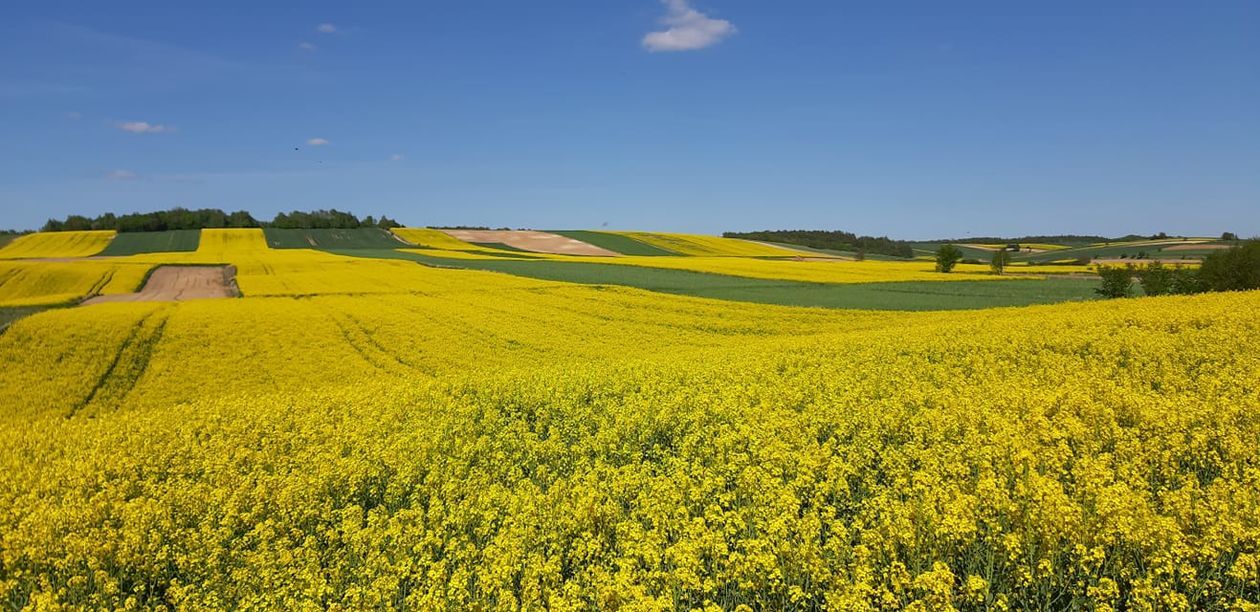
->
0, 260, 152, 306
1, 263, 1258, 608
0, 230, 115, 259
611, 231, 805, 257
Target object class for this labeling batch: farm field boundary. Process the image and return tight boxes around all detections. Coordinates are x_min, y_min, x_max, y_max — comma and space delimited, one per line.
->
337, 249, 1100, 310
84, 265, 239, 304
548, 230, 678, 256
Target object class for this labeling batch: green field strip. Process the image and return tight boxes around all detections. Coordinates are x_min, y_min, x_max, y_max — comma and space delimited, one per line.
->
549, 230, 679, 256
0, 235, 17, 250
335, 249, 1100, 311
264, 228, 412, 249
1011, 240, 1226, 263
98, 230, 201, 255
470, 241, 533, 253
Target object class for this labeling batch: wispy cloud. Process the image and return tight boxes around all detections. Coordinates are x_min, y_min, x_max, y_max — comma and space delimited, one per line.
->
65, 111, 83, 120
642, 0, 736, 52
297, 41, 317, 52
307, 137, 330, 146
390, 154, 404, 161
116, 120, 171, 134
316, 23, 337, 34
106, 169, 139, 181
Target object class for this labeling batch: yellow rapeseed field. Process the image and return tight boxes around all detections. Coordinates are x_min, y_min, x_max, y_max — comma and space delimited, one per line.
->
611, 231, 807, 257
391, 227, 500, 251
0, 230, 116, 259
1, 253, 1258, 609
0, 260, 153, 306
115, 228, 545, 297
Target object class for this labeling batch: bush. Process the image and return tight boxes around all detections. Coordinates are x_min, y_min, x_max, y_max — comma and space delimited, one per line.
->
1198, 241, 1260, 292
1136, 261, 1174, 296
935, 245, 963, 273
990, 250, 1011, 275
1170, 266, 1207, 295
1095, 265, 1135, 298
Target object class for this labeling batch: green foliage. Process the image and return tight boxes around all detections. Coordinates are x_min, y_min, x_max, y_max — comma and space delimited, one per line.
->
935, 245, 963, 273
43, 209, 401, 233
43, 208, 260, 232
1170, 266, 1208, 295
990, 250, 1011, 275
1095, 265, 1135, 298
270, 209, 363, 229
930, 234, 1110, 245
722, 230, 915, 258
1199, 241, 1260, 292
1135, 261, 1174, 296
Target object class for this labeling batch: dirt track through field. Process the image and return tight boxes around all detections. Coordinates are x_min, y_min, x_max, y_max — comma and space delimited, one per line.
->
84, 266, 239, 304
440, 230, 620, 256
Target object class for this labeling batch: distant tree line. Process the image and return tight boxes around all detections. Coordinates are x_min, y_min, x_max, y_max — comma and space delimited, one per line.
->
41, 208, 401, 233
934, 231, 1240, 245
1096, 241, 1260, 298
723, 230, 915, 258
271, 210, 400, 230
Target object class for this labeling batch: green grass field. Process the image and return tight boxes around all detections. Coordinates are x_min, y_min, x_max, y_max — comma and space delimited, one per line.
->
549, 230, 678, 256
1012, 239, 1224, 263
98, 230, 201, 255
0, 235, 18, 250
468, 241, 534, 253
909, 243, 997, 262
338, 249, 1100, 310
264, 228, 411, 249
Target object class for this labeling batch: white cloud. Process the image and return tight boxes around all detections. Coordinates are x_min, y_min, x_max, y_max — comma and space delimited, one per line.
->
65, 111, 82, 120
642, 0, 736, 52
390, 154, 403, 161
297, 41, 317, 52
316, 23, 337, 34
116, 120, 170, 134
307, 137, 330, 146
107, 169, 138, 181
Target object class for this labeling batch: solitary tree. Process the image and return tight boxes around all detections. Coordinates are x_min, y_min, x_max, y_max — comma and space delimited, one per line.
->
990, 249, 1011, 275
935, 245, 963, 273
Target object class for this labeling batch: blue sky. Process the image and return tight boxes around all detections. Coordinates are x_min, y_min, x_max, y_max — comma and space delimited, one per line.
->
2, 1, 1257, 238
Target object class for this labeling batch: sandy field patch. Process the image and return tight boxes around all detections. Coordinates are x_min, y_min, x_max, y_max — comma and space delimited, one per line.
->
84, 266, 239, 304
440, 230, 619, 256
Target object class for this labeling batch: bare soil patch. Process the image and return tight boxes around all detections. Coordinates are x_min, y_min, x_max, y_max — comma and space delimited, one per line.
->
441, 230, 620, 256
84, 266, 239, 304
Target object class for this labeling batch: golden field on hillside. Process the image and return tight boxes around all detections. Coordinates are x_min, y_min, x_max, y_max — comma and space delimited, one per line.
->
1, 227, 1258, 609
